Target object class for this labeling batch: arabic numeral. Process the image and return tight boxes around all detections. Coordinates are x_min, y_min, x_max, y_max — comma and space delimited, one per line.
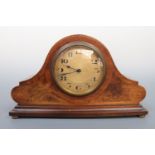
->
61, 59, 68, 64
68, 52, 73, 57
60, 76, 67, 81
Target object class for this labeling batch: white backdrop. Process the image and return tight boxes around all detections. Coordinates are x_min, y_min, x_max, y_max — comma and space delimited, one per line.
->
0, 27, 154, 128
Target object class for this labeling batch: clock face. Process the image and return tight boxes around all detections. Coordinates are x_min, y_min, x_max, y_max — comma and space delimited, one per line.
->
52, 42, 106, 96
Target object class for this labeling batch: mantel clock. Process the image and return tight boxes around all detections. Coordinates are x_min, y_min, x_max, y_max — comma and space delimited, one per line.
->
9, 34, 148, 118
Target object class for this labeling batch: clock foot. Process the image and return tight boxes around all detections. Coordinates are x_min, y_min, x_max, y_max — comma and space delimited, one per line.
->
138, 114, 146, 118
11, 115, 19, 119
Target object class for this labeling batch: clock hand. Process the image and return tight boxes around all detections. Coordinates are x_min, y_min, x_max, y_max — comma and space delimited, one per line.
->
65, 65, 79, 71
59, 69, 81, 76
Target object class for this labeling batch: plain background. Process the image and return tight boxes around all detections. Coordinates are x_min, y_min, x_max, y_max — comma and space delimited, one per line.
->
1, 1, 155, 155
0, 26, 155, 128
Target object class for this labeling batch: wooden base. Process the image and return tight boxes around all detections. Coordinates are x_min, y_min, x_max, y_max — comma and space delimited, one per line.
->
9, 105, 148, 118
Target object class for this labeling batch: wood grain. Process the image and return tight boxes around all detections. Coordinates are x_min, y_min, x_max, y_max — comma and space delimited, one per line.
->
9, 34, 148, 118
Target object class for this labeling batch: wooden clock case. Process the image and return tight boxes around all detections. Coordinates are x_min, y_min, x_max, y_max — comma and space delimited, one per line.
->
9, 34, 148, 118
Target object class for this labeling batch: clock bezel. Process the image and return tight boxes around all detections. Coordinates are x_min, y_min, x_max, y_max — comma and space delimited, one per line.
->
51, 41, 107, 96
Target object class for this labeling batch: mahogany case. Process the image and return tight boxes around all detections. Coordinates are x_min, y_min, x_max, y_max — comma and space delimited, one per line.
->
9, 34, 148, 118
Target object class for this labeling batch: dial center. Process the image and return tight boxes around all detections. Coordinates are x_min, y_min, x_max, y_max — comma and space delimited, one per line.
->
76, 69, 81, 72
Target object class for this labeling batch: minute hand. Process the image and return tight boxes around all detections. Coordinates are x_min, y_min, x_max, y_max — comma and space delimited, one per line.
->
59, 69, 81, 76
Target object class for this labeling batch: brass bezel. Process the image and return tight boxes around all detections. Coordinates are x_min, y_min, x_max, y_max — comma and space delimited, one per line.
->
51, 41, 106, 96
